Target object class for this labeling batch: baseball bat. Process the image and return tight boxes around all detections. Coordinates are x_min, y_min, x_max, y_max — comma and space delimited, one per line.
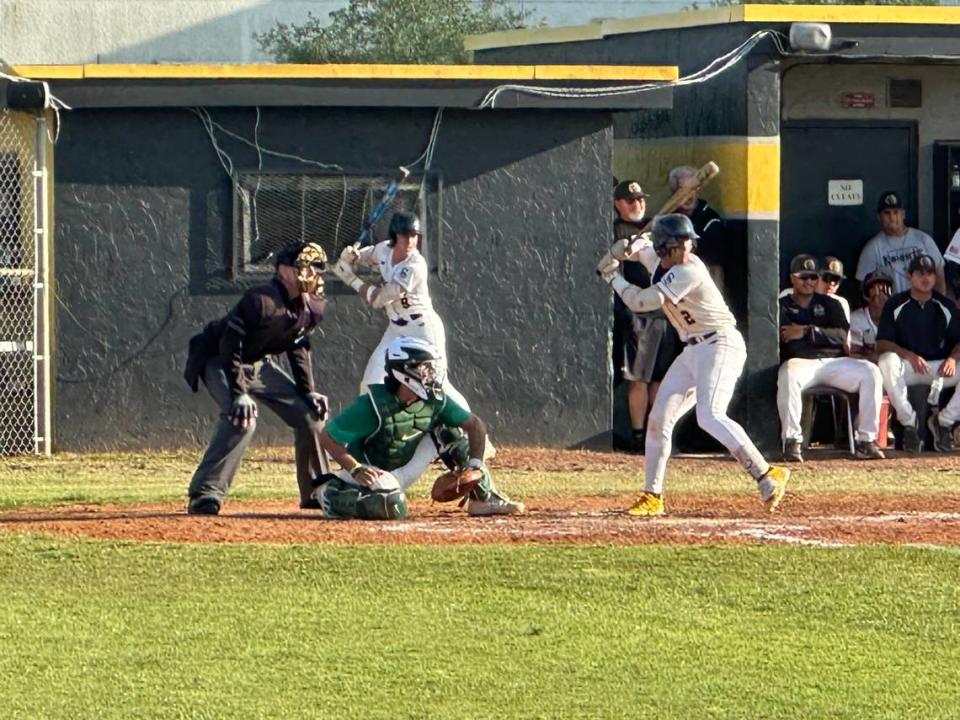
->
354, 165, 411, 249
638, 161, 720, 235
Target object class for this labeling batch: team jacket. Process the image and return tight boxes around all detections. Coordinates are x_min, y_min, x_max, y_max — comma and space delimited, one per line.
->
185, 278, 325, 397
779, 292, 849, 361
876, 290, 960, 360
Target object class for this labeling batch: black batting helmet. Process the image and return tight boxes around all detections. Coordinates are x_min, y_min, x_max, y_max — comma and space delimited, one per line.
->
651, 214, 699, 257
388, 211, 421, 246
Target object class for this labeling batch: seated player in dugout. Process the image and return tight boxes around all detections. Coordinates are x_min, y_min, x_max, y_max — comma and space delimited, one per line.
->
612, 179, 681, 453
849, 270, 894, 364
314, 336, 524, 520
877, 254, 960, 453
777, 254, 885, 463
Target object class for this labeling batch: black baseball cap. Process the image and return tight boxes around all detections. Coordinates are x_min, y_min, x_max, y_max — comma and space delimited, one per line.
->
908, 254, 936, 274
820, 256, 845, 281
614, 180, 649, 201
790, 254, 820, 276
877, 191, 904, 212
862, 269, 893, 295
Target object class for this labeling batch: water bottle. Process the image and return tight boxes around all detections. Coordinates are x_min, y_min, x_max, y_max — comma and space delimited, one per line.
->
928, 376, 944, 406
952, 162, 960, 189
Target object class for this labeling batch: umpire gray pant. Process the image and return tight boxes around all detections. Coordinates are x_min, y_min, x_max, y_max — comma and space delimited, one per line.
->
188, 357, 329, 506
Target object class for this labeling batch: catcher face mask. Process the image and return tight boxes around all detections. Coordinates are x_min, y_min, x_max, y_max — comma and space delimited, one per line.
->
295, 243, 328, 295
393, 360, 444, 401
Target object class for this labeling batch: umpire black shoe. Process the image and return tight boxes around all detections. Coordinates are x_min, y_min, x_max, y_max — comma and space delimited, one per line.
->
783, 439, 803, 463
187, 495, 221, 515
854, 440, 885, 460
902, 422, 922, 454
927, 414, 955, 452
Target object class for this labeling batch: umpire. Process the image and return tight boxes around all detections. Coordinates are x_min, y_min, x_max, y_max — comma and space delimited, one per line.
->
613, 180, 680, 453
183, 243, 331, 514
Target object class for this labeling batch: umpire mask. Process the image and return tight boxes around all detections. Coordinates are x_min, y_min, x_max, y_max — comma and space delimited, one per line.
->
295, 243, 328, 296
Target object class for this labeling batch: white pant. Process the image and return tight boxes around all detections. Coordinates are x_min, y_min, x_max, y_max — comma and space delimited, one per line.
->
878, 352, 960, 427
335, 435, 438, 492
777, 357, 883, 443
644, 328, 769, 494
360, 310, 470, 409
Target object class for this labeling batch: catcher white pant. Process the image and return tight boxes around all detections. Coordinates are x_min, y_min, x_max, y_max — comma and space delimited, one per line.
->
776, 357, 883, 443
644, 328, 768, 495
878, 352, 960, 427
360, 309, 470, 409
334, 435, 437, 492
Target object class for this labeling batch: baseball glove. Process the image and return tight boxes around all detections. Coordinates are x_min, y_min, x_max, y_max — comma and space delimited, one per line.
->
431, 467, 485, 503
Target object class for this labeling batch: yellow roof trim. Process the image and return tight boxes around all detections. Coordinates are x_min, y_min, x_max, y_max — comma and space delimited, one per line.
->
467, 3, 960, 52
741, 4, 960, 24
12, 62, 675, 82
8, 65, 84, 79
534, 65, 677, 81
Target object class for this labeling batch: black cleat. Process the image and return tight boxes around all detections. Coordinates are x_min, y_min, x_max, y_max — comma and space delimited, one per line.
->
783, 439, 803, 463
902, 422, 922, 454
187, 495, 221, 515
854, 440, 886, 460
927, 414, 955, 453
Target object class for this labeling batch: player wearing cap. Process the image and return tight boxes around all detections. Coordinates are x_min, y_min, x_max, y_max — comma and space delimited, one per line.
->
850, 270, 893, 364
877, 254, 960, 452
597, 214, 790, 516
612, 179, 681, 453
778, 255, 850, 320
856, 191, 945, 295
777, 255, 885, 462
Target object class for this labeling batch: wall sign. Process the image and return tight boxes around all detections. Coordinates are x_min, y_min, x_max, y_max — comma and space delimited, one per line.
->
828, 179, 863, 206
841, 92, 875, 109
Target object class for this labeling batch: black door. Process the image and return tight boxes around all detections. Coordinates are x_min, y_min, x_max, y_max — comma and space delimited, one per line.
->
780, 121, 917, 297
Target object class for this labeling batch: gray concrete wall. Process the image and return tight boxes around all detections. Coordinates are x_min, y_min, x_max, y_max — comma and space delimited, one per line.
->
783, 63, 960, 238
1, 0, 323, 63
0, 0, 687, 65
52, 106, 613, 450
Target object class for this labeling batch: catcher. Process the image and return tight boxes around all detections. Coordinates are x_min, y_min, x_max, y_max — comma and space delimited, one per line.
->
314, 336, 524, 520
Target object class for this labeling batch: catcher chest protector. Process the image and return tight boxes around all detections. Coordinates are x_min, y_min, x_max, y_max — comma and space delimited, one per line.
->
320, 477, 407, 520
361, 385, 444, 470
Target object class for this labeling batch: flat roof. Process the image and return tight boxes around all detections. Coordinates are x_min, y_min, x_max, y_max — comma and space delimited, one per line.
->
9, 63, 677, 111
12, 63, 677, 82
465, 3, 960, 52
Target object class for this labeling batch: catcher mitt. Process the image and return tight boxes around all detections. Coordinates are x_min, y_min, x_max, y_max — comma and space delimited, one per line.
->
431, 467, 485, 503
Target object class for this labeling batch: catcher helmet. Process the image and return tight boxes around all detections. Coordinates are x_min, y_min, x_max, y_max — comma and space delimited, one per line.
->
384, 336, 444, 401
388, 212, 421, 247
651, 213, 699, 257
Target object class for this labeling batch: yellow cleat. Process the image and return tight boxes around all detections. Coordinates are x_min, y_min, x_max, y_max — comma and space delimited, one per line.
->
627, 491, 664, 517
760, 466, 790, 512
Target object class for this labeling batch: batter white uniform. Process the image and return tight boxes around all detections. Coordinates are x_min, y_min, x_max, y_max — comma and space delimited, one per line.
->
353, 241, 469, 409
611, 243, 771, 494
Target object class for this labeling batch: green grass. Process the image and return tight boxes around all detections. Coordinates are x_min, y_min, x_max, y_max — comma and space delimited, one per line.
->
0, 536, 957, 719
1, 449, 958, 510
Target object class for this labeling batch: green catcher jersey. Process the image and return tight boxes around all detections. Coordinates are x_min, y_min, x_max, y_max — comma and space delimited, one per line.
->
327, 384, 471, 471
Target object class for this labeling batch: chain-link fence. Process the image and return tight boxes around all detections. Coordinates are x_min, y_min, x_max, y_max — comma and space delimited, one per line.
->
232, 172, 425, 277
0, 110, 37, 455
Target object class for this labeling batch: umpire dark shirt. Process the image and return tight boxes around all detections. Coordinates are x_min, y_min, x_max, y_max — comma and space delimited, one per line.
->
779, 292, 849, 361
877, 290, 960, 360
214, 278, 325, 397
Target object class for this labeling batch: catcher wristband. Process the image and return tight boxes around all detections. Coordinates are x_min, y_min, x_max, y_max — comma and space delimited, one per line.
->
349, 276, 364, 292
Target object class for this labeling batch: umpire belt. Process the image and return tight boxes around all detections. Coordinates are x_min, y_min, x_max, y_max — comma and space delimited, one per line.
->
391, 313, 423, 326
686, 331, 717, 346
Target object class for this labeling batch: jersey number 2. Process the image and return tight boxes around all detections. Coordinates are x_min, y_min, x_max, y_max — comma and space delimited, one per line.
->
680, 309, 695, 325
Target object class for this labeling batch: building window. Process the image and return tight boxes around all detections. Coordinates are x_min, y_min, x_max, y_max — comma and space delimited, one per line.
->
230, 171, 439, 286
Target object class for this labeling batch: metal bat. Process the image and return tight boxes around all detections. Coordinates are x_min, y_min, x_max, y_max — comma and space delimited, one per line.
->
354, 165, 411, 249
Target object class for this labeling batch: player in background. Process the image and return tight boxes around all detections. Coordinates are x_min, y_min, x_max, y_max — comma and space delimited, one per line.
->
330, 211, 470, 407
597, 214, 789, 516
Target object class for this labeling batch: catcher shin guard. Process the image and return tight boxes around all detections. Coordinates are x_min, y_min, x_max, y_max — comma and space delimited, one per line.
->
317, 477, 408, 520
